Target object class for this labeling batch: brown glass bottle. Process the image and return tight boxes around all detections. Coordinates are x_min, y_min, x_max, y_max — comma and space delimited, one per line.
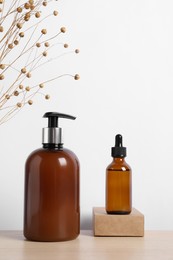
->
106, 134, 132, 214
24, 112, 80, 242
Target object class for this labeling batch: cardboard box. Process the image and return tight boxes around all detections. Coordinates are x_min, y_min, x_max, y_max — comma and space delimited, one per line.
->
93, 207, 144, 237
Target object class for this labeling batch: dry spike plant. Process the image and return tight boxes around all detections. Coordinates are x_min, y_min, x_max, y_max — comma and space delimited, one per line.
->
0, 0, 80, 125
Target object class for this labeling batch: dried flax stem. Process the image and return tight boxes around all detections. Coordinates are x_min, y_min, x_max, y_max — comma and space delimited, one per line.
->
0, 0, 80, 125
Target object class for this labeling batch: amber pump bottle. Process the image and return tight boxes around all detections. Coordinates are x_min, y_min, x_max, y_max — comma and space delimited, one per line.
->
24, 112, 80, 242
106, 134, 132, 214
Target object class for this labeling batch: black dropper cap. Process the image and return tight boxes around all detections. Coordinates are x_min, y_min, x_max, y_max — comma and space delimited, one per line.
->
111, 134, 127, 158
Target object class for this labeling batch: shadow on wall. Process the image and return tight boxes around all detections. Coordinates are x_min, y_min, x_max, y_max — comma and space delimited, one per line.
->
81, 215, 92, 230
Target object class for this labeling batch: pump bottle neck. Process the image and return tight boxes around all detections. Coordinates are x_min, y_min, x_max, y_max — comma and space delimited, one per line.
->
43, 143, 63, 150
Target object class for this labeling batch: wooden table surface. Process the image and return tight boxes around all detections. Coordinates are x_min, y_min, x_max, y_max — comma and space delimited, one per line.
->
0, 230, 173, 260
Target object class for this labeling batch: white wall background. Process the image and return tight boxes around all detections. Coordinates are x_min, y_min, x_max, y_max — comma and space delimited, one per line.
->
0, 0, 173, 230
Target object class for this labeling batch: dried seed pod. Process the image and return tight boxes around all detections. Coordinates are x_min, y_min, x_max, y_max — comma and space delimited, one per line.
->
43, 1, 47, 6
0, 25, 3, 32
19, 32, 24, 37
30, 5, 35, 10
21, 68, 26, 73
14, 91, 19, 96
24, 15, 30, 21
35, 12, 41, 18
39, 83, 44, 88
75, 49, 80, 54
19, 85, 23, 89
17, 23, 22, 29
0, 64, 5, 69
25, 12, 31, 18
0, 74, 4, 80
36, 42, 41, 47
25, 86, 30, 91
41, 29, 47, 34
5, 94, 10, 100
17, 102, 22, 108
53, 10, 58, 16
74, 74, 80, 80
8, 44, 13, 49
43, 51, 47, 57
60, 27, 66, 33
28, 100, 33, 105
26, 72, 31, 78
44, 42, 49, 47
17, 7, 22, 13
14, 40, 19, 45
45, 94, 50, 100
24, 3, 30, 9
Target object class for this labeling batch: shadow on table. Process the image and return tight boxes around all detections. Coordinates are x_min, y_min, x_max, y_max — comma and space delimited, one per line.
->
0, 230, 25, 241
0, 215, 93, 241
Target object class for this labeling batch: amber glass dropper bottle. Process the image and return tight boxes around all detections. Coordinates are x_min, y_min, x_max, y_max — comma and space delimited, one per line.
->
106, 134, 132, 214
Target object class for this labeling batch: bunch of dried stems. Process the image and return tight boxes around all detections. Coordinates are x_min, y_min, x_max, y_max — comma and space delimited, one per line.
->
0, 0, 79, 125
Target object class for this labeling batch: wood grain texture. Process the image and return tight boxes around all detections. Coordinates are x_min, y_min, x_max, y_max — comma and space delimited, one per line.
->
0, 230, 173, 260
93, 207, 144, 237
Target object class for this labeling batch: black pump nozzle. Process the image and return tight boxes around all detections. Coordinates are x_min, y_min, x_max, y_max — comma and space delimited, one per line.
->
111, 134, 127, 158
42, 112, 76, 146
43, 112, 76, 127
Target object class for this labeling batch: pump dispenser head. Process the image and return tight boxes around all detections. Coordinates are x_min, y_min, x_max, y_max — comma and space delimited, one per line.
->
111, 134, 127, 158
42, 112, 76, 146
